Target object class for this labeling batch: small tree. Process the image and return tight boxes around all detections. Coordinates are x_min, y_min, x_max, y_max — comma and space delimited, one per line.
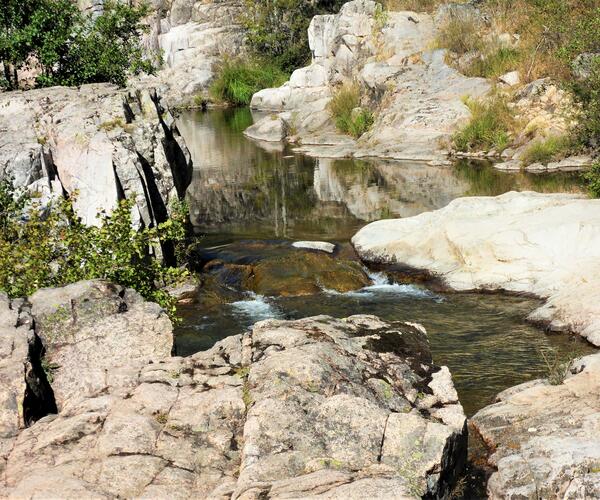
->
0, 0, 154, 89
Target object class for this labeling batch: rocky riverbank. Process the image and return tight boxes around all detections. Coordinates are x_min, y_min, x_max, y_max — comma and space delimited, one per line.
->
472, 351, 600, 498
246, 0, 490, 163
353, 191, 600, 347
1, 280, 467, 498
352, 190, 600, 498
0, 84, 192, 229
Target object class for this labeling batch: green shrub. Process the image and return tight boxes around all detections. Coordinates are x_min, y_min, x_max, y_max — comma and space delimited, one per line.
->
210, 58, 288, 106
520, 135, 572, 165
0, 180, 188, 319
453, 95, 515, 152
583, 161, 600, 198
467, 47, 522, 79
328, 84, 374, 138
1, 0, 154, 89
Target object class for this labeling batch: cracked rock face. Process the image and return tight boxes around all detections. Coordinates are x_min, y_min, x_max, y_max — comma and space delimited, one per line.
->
1, 288, 467, 498
353, 191, 600, 346
472, 352, 600, 499
29, 280, 174, 411
248, 0, 489, 162
0, 84, 192, 230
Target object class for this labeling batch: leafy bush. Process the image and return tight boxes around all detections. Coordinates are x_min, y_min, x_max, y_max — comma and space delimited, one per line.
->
453, 95, 515, 152
209, 58, 289, 106
520, 135, 572, 165
328, 84, 374, 138
583, 161, 600, 198
0, 0, 154, 89
240, 0, 346, 72
0, 179, 188, 319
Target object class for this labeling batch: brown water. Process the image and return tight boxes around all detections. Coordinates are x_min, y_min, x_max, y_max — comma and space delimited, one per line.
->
176, 107, 594, 417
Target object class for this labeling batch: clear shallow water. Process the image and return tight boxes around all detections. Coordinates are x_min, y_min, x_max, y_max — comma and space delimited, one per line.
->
175, 108, 594, 416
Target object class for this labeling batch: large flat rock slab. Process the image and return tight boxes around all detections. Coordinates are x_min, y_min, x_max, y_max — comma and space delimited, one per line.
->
2, 309, 467, 498
353, 191, 600, 346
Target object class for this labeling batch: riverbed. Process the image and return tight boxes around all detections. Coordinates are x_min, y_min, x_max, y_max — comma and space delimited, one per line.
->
175, 108, 594, 416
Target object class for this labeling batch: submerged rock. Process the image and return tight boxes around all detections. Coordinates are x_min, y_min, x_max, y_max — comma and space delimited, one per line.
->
472, 352, 600, 499
1, 284, 468, 499
246, 251, 370, 296
353, 191, 600, 346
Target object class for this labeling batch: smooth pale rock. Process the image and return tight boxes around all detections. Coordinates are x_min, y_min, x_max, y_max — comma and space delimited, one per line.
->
499, 70, 520, 86
541, 155, 594, 172
472, 352, 600, 499
291, 240, 336, 253
352, 191, 600, 346
0, 84, 192, 228
493, 159, 521, 171
2, 312, 467, 499
243, 115, 288, 142
249, 0, 490, 162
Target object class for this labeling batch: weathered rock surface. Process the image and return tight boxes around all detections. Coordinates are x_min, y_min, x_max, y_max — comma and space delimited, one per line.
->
249, 0, 490, 162
472, 352, 600, 499
0, 84, 192, 229
353, 191, 600, 346
1, 298, 468, 498
28, 280, 173, 410
138, 0, 246, 107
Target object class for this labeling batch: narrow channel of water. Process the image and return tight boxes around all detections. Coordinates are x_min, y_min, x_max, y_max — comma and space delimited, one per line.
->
176, 108, 594, 416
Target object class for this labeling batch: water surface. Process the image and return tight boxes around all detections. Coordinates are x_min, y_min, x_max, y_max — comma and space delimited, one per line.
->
176, 108, 593, 416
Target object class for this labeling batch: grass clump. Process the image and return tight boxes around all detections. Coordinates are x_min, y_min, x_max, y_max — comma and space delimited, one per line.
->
467, 47, 522, 79
520, 135, 572, 165
453, 95, 515, 152
435, 14, 482, 56
583, 161, 600, 198
328, 84, 375, 139
210, 58, 288, 106
539, 348, 576, 386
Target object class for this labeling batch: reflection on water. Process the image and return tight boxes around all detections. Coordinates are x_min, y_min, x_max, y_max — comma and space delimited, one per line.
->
175, 108, 592, 416
177, 107, 584, 243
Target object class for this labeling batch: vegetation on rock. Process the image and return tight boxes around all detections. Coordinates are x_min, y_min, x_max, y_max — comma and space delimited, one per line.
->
328, 83, 375, 138
452, 95, 515, 153
520, 135, 572, 166
583, 161, 600, 198
0, 179, 188, 319
437, 0, 600, 158
0, 0, 153, 89
209, 57, 288, 106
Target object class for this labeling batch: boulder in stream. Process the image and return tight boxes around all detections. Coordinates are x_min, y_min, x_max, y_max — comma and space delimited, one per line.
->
353, 191, 600, 346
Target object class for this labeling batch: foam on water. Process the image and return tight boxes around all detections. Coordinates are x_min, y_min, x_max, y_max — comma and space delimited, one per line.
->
323, 269, 443, 302
230, 292, 281, 320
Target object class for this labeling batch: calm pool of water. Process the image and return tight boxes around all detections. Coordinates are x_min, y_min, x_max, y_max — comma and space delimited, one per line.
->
176, 108, 593, 416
